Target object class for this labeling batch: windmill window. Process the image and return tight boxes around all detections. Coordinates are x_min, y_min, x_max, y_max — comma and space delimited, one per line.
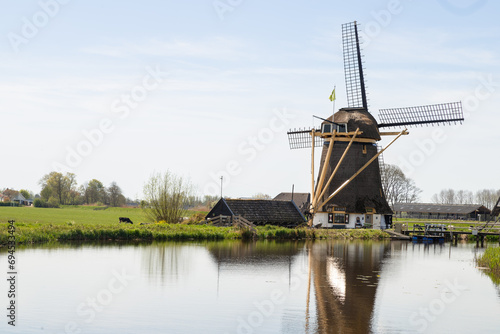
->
322, 123, 348, 133
336, 123, 347, 133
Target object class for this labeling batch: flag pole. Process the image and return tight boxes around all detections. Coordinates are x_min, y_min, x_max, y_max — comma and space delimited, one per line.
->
332, 85, 336, 116
329, 85, 336, 117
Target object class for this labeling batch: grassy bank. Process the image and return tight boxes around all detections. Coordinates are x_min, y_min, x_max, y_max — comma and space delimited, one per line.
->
478, 247, 500, 276
0, 222, 390, 246
255, 225, 388, 240
0, 222, 236, 244
0, 205, 390, 245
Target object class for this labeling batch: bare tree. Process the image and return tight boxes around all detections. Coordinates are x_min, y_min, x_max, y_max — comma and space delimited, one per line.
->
444, 189, 455, 204
431, 189, 455, 204
252, 193, 272, 200
143, 171, 192, 223
455, 190, 474, 205
455, 190, 465, 204
400, 179, 420, 203
431, 193, 439, 204
476, 189, 499, 210
382, 164, 421, 207
431, 188, 499, 208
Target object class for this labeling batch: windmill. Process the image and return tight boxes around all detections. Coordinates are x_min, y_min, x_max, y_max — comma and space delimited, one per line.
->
287, 21, 464, 229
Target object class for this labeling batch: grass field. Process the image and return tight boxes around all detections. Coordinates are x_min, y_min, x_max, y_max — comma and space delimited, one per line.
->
0, 205, 207, 226
0, 206, 390, 245
0, 205, 149, 225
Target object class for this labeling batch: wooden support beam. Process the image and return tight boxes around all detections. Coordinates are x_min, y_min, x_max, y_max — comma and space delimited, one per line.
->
330, 137, 376, 143
313, 130, 336, 208
318, 129, 407, 210
311, 129, 315, 204
313, 128, 360, 210
379, 131, 410, 136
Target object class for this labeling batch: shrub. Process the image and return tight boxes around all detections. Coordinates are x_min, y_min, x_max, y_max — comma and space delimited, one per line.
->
47, 197, 60, 208
142, 171, 193, 224
34, 199, 47, 208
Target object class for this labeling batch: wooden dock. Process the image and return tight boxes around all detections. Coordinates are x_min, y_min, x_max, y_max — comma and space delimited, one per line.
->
390, 222, 500, 247
384, 230, 411, 240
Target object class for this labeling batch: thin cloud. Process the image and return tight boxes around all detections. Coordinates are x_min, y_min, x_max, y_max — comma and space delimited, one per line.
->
81, 36, 252, 61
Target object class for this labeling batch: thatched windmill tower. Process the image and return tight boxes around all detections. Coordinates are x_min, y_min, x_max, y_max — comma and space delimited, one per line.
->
287, 21, 464, 229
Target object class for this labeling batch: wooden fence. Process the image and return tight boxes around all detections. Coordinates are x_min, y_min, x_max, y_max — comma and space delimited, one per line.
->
207, 215, 256, 232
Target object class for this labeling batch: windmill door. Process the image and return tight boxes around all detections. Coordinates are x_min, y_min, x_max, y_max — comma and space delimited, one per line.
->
365, 214, 372, 227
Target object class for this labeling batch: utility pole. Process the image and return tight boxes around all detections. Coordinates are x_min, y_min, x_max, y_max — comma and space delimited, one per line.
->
220, 176, 223, 199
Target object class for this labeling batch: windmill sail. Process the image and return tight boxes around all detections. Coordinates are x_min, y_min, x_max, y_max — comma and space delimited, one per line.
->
287, 128, 323, 149
342, 21, 368, 111
378, 101, 464, 128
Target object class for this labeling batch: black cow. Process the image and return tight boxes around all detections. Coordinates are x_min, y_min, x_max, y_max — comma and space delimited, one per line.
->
119, 217, 133, 224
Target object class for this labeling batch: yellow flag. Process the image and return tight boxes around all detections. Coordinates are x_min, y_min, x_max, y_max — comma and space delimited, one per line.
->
329, 88, 336, 102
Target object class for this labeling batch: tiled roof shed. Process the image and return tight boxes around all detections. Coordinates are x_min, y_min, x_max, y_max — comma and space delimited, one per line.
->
206, 198, 306, 226
273, 192, 310, 215
393, 203, 491, 215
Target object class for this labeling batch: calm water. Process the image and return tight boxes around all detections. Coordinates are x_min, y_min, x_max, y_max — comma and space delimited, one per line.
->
1, 240, 500, 334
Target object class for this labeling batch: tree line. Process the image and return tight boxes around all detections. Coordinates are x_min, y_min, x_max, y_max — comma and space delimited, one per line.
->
380, 164, 500, 211
2, 171, 220, 212
37, 172, 128, 208
431, 188, 500, 210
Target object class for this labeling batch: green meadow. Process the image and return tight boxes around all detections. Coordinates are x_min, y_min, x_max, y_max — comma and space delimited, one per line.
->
0, 205, 149, 226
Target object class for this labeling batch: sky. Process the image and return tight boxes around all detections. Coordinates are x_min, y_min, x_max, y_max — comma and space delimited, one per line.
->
0, 0, 499, 202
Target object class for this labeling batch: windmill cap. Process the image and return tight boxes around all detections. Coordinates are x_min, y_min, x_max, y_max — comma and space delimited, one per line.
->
322, 107, 381, 140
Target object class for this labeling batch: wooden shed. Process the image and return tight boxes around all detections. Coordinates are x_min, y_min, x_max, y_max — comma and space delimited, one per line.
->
205, 198, 306, 227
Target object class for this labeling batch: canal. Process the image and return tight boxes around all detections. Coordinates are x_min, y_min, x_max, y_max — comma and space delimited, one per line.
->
1, 240, 499, 333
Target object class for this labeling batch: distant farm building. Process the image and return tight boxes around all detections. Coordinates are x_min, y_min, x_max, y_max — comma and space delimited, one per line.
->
393, 203, 491, 221
0, 192, 31, 206
206, 198, 306, 227
273, 192, 311, 216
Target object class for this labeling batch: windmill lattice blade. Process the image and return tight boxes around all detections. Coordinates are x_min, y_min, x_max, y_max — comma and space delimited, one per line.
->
342, 21, 368, 111
377, 102, 464, 128
287, 129, 323, 149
